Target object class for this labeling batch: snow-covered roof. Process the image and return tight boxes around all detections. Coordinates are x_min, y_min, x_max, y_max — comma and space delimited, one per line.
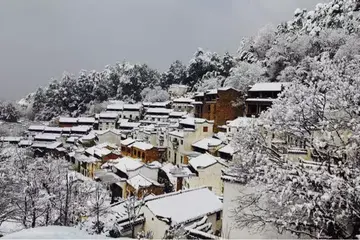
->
28, 125, 45, 131
80, 133, 96, 141
169, 111, 187, 117
195, 92, 204, 97
113, 157, 143, 173
95, 128, 122, 136
106, 103, 124, 111
173, 98, 195, 104
99, 111, 119, 119
127, 174, 162, 190
119, 122, 141, 128
75, 154, 98, 163
169, 130, 184, 138
206, 89, 217, 95
218, 144, 235, 155
18, 139, 32, 146
0, 137, 22, 142
61, 127, 71, 132
123, 103, 142, 110
226, 117, 254, 128
34, 133, 59, 141
121, 138, 135, 146
192, 138, 223, 150
132, 141, 153, 151
189, 153, 219, 169
59, 117, 78, 123
2, 226, 106, 239
31, 142, 51, 148
146, 108, 173, 114
66, 136, 78, 143
77, 117, 95, 123
44, 127, 62, 132
46, 141, 62, 150
160, 163, 178, 185
245, 98, 275, 102
180, 117, 211, 126
147, 160, 162, 169
149, 101, 171, 107
145, 187, 222, 225
248, 82, 290, 92
71, 125, 92, 132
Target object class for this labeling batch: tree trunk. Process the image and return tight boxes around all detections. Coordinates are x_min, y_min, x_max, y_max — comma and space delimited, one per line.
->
31, 200, 36, 228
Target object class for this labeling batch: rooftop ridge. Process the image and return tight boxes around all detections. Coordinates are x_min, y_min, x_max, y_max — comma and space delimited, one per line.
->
144, 186, 210, 203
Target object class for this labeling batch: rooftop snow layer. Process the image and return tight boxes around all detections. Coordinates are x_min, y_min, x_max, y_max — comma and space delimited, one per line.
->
113, 157, 143, 173
77, 117, 95, 123
169, 130, 184, 138
227, 117, 254, 128
189, 153, 218, 169
59, 117, 78, 123
127, 174, 161, 189
28, 125, 45, 131
248, 82, 290, 92
99, 111, 119, 118
146, 108, 173, 114
34, 133, 59, 141
218, 144, 235, 155
173, 98, 195, 103
145, 187, 222, 225
192, 137, 222, 150
132, 141, 153, 150
121, 138, 135, 146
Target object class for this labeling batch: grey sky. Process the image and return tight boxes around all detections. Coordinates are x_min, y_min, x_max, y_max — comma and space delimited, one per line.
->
0, 0, 325, 100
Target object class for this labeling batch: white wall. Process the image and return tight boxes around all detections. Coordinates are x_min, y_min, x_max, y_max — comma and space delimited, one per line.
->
185, 163, 224, 196
97, 131, 122, 146
99, 121, 116, 130
142, 206, 169, 239
120, 110, 141, 121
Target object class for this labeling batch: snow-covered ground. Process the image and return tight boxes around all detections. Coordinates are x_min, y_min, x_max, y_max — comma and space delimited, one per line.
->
2, 226, 117, 239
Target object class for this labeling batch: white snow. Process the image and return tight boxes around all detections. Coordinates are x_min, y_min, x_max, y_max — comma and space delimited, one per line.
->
28, 125, 45, 131
169, 111, 187, 117
160, 163, 178, 185
173, 98, 194, 103
206, 89, 218, 95
2, 226, 106, 239
145, 187, 222, 225
44, 127, 62, 132
245, 98, 276, 102
132, 141, 153, 150
71, 125, 92, 132
123, 103, 142, 110
119, 122, 141, 128
189, 153, 218, 169
146, 108, 173, 114
0, 137, 22, 142
18, 139, 32, 146
75, 154, 99, 163
248, 82, 290, 92
34, 133, 59, 141
218, 144, 235, 155
180, 117, 209, 126
77, 117, 95, 123
148, 101, 171, 107
226, 117, 254, 128
113, 157, 144, 173
121, 138, 135, 146
169, 130, 185, 138
127, 174, 161, 189
59, 117, 78, 123
192, 137, 222, 150
106, 103, 124, 111
46, 141, 62, 150
99, 111, 119, 118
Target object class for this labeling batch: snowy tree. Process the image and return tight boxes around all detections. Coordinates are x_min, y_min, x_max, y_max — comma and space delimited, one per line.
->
141, 86, 170, 102
123, 196, 145, 238
231, 55, 360, 239
0, 102, 20, 122
160, 60, 187, 89
88, 183, 109, 235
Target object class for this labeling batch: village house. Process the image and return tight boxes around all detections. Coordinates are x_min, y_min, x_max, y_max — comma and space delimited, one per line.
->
106, 103, 124, 112
185, 153, 227, 196
118, 121, 141, 134
84, 142, 121, 162
77, 117, 96, 127
168, 111, 188, 122
191, 137, 224, 155
96, 129, 123, 146
126, 173, 164, 199
27, 125, 46, 136
120, 103, 142, 121
98, 111, 119, 130
217, 144, 235, 161
167, 117, 214, 165
74, 153, 100, 178
193, 87, 243, 131
70, 125, 92, 136
144, 108, 173, 123
141, 187, 223, 239
43, 126, 63, 135
245, 82, 290, 117
18, 139, 32, 148
158, 162, 196, 192
0, 136, 22, 144
131, 141, 159, 163
172, 97, 194, 112
58, 117, 78, 127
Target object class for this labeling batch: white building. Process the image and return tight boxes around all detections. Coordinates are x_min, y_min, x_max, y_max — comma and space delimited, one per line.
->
95, 129, 122, 146
172, 98, 194, 112
185, 153, 227, 196
120, 104, 142, 121
142, 187, 223, 239
98, 112, 119, 130
224, 117, 255, 137
144, 108, 173, 123
191, 137, 224, 155
167, 117, 214, 165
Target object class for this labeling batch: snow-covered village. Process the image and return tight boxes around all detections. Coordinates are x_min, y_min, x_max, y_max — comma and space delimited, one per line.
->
1, 0, 360, 239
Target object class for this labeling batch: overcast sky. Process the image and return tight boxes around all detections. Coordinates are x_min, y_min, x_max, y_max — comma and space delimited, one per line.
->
0, 0, 326, 100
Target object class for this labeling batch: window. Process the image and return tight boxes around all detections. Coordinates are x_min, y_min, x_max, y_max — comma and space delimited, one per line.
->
203, 126, 208, 132
130, 114, 132, 119
137, 151, 141, 158
180, 140, 183, 145
168, 151, 171, 158
216, 211, 221, 221
180, 156, 183, 163
142, 152, 145, 159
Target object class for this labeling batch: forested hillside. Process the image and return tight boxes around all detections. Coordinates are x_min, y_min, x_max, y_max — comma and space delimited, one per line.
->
26, 0, 360, 122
